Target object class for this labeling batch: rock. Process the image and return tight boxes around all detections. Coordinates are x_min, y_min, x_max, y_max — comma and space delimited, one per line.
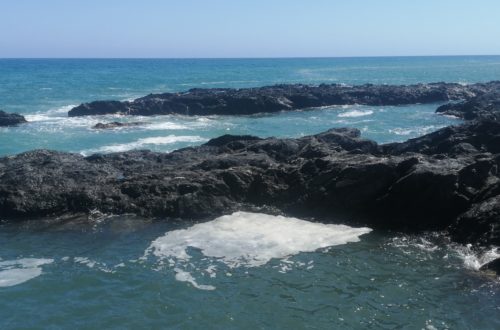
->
1, 120, 500, 247
450, 195, 500, 246
92, 121, 145, 129
479, 258, 500, 275
436, 90, 500, 120
0, 110, 27, 126
68, 81, 500, 117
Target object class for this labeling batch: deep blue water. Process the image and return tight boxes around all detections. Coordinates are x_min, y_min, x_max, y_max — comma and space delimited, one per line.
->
1, 57, 500, 329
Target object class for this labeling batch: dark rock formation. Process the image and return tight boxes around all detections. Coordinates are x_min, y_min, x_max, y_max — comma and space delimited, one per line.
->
436, 90, 500, 121
1, 119, 500, 247
479, 258, 500, 275
0, 110, 27, 126
92, 121, 145, 129
68, 82, 500, 117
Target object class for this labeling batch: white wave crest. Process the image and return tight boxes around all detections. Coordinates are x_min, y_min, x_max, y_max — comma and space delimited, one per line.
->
82, 135, 206, 155
24, 104, 77, 122
456, 245, 500, 271
145, 122, 188, 130
338, 110, 374, 118
0, 258, 53, 287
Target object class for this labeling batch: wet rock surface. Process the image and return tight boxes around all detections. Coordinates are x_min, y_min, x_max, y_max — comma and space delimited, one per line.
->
436, 90, 500, 121
1, 119, 500, 248
479, 258, 500, 275
92, 121, 145, 129
68, 81, 500, 117
0, 110, 27, 126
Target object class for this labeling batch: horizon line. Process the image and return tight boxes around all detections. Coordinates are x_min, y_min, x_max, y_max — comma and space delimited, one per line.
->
1, 54, 500, 60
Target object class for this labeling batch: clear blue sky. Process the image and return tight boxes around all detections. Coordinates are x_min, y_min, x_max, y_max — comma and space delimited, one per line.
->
1, 0, 499, 58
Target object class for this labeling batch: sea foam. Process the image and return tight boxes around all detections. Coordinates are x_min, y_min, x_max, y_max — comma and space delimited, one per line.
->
456, 245, 500, 271
24, 104, 77, 122
144, 211, 372, 290
338, 109, 374, 118
82, 135, 207, 154
0, 258, 53, 287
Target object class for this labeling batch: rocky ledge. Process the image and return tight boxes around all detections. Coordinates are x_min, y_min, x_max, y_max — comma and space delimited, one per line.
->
68, 81, 500, 117
0, 110, 27, 126
92, 121, 145, 129
1, 119, 499, 252
437, 90, 500, 120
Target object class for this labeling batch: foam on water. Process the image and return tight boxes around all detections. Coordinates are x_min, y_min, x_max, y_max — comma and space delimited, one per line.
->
389, 125, 442, 136
0, 258, 53, 287
338, 109, 374, 118
144, 121, 188, 130
24, 104, 77, 122
81, 135, 207, 154
174, 268, 216, 291
388, 235, 500, 273
456, 245, 500, 271
144, 211, 372, 289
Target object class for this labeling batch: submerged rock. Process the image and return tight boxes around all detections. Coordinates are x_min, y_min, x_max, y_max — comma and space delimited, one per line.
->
92, 121, 145, 129
1, 119, 500, 247
68, 81, 500, 117
0, 110, 27, 126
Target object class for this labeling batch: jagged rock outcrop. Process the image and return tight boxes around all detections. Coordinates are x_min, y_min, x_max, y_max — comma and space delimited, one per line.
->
0, 110, 27, 126
68, 82, 500, 117
436, 90, 500, 120
1, 120, 499, 247
92, 121, 145, 129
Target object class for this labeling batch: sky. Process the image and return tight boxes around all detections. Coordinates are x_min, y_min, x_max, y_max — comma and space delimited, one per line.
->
0, 0, 499, 58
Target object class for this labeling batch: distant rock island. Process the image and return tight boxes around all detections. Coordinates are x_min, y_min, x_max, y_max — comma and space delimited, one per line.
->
68, 82, 500, 117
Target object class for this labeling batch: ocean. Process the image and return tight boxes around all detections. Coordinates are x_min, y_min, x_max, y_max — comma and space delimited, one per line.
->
1, 57, 499, 329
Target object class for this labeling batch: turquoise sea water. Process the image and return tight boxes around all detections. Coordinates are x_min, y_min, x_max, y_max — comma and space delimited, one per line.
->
1, 57, 500, 329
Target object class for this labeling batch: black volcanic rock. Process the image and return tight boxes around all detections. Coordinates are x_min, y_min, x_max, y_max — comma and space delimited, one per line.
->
92, 121, 145, 129
0, 110, 27, 126
1, 120, 500, 247
479, 258, 500, 275
436, 90, 500, 120
68, 82, 500, 117
450, 195, 500, 246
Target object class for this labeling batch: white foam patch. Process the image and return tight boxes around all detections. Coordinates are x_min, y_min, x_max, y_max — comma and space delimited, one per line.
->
25, 104, 77, 122
338, 110, 374, 118
144, 211, 371, 290
174, 268, 216, 291
389, 235, 500, 273
82, 135, 207, 154
389, 125, 443, 136
389, 128, 413, 136
73, 257, 115, 273
145, 122, 188, 130
74, 257, 96, 268
147, 212, 371, 267
457, 245, 500, 271
0, 258, 53, 287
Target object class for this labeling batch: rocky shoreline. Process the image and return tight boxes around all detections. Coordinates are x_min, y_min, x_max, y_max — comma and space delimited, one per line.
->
2, 82, 500, 273
68, 81, 500, 117
1, 120, 499, 245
